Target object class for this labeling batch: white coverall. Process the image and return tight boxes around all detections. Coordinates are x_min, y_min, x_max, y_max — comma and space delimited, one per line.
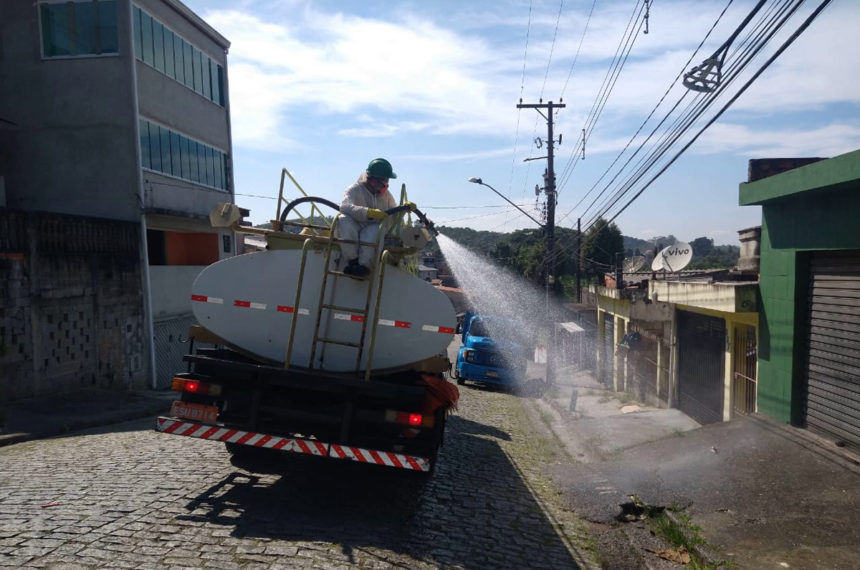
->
337, 174, 397, 268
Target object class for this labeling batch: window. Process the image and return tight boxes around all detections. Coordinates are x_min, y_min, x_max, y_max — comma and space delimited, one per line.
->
131, 5, 226, 107
163, 28, 175, 78
41, 1, 119, 58
139, 118, 228, 191
139, 119, 151, 169
173, 34, 184, 85
152, 19, 164, 72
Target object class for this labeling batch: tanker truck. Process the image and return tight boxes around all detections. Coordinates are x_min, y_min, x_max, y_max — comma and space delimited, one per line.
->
156, 185, 459, 475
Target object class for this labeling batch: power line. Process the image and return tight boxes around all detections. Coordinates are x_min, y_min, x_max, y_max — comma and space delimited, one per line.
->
597, 0, 833, 229
579, 0, 802, 231
555, 0, 649, 194
559, 0, 598, 100
556, 0, 734, 225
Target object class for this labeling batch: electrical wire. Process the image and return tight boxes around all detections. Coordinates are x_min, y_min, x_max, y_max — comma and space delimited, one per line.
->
555, 0, 648, 192
559, 0, 598, 101
597, 0, 833, 229
556, 0, 734, 225
540, 0, 566, 100
540, 0, 831, 269
579, 0, 801, 231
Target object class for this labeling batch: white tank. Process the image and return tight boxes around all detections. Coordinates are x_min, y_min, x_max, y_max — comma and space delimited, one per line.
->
190, 249, 456, 372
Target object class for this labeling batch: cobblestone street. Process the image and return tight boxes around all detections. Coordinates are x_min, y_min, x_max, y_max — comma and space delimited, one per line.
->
0, 380, 599, 569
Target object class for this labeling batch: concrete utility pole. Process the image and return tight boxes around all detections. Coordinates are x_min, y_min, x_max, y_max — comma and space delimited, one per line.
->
517, 99, 565, 385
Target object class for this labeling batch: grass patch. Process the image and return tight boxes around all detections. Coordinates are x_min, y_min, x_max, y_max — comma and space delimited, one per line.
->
649, 510, 736, 569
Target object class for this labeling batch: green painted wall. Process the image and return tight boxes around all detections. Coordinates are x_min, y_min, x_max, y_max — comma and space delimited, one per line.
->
740, 150, 860, 424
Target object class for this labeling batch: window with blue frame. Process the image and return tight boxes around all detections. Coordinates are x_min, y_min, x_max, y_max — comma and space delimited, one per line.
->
40, 0, 119, 57
132, 5, 225, 107
139, 118, 228, 191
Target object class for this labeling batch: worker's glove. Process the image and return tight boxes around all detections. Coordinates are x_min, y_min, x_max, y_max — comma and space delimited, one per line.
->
366, 208, 387, 221
403, 201, 418, 212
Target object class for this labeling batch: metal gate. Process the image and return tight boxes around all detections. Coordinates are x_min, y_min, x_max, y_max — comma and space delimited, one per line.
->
677, 310, 725, 424
732, 324, 757, 416
803, 251, 860, 451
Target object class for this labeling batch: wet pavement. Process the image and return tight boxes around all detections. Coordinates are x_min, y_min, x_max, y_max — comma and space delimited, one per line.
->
2, 362, 860, 568
536, 367, 860, 569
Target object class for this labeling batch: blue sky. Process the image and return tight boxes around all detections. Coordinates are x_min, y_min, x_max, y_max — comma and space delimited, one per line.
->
183, 0, 859, 245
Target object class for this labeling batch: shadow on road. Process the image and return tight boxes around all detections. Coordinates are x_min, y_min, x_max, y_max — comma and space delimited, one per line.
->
178, 415, 586, 569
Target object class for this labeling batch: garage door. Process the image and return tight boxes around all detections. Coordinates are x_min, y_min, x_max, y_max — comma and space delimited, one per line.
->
677, 311, 725, 424
804, 251, 860, 451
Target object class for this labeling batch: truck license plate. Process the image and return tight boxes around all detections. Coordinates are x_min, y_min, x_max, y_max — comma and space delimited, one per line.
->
170, 401, 218, 423
485, 371, 499, 378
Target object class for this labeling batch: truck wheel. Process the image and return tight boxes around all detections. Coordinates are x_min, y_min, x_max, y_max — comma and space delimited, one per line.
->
451, 364, 465, 386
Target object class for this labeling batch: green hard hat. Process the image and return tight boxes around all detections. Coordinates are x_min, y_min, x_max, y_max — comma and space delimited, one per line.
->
366, 158, 397, 179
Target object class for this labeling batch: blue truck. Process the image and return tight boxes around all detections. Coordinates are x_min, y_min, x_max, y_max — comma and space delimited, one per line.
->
453, 312, 527, 387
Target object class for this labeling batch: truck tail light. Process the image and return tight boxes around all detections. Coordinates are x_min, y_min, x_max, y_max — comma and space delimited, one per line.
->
384, 410, 433, 427
171, 377, 222, 397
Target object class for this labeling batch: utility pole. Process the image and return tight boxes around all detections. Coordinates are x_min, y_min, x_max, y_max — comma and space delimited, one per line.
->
518, 99, 565, 385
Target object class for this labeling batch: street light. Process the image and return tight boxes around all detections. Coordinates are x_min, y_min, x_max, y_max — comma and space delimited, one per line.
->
467, 178, 545, 228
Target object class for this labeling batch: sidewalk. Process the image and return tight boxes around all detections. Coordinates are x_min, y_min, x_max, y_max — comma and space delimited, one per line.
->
536, 367, 860, 569
0, 388, 175, 447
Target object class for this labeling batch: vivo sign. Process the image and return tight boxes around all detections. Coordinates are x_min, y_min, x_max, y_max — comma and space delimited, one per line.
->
652, 242, 693, 272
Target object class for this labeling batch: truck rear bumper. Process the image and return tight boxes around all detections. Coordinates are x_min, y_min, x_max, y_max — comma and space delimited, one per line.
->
156, 416, 431, 472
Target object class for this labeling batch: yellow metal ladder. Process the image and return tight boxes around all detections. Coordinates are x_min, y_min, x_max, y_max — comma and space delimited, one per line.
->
305, 215, 389, 374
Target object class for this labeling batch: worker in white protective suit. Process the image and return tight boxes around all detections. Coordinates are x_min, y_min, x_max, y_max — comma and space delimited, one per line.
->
337, 158, 414, 277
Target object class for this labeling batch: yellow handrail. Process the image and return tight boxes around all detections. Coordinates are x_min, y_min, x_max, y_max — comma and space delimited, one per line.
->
284, 238, 314, 368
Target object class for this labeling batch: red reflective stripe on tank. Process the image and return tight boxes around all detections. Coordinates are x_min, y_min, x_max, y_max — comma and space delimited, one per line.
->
199, 426, 221, 440
235, 432, 255, 444
277, 305, 294, 312
218, 429, 238, 442
394, 321, 411, 328
255, 434, 272, 447
271, 438, 289, 450
404, 455, 422, 470
191, 294, 207, 302
368, 449, 385, 465
389, 453, 405, 469
353, 448, 368, 462
296, 440, 314, 454
180, 423, 201, 436
163, 419, 183, 433
438, 326, 455, 334
332, 445, 347, 459
234, 300, 251, 308
351, 315, 365, 322
313, 441, 328, 455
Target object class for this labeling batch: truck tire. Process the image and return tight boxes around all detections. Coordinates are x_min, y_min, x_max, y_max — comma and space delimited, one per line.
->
451, 365, 465, 386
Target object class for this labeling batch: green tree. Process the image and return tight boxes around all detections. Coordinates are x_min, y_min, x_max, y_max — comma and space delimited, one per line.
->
582, 218, 624, 284
690, 236, 714, 258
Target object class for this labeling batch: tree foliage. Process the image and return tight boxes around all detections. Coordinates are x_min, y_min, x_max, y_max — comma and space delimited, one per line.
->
582, 218, 624, 283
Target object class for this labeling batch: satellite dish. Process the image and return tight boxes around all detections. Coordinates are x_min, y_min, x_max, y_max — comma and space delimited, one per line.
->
623, 255, 646, 273
655, 242, 693, 272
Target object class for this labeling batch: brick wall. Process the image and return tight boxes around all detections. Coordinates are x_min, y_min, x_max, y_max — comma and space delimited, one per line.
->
0, 210, 147, 401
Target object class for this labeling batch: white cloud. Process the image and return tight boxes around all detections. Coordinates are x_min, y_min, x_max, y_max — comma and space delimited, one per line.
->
202, 0, 859, 157
695, 122, 860, 157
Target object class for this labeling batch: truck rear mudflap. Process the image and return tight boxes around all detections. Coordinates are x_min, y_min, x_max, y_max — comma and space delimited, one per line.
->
156, 416, 432, 472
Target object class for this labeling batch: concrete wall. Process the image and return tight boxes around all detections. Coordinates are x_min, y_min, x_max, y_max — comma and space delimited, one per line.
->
0, 0, 233, 222
0, 0, 141, 221
0, 210, 148, 401
740, 149, 860, 423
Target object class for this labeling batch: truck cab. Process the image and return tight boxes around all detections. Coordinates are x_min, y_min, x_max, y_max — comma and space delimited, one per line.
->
454, 312, 527, 387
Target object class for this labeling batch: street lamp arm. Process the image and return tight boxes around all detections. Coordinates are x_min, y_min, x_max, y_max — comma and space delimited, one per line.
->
467, 178, 545, 228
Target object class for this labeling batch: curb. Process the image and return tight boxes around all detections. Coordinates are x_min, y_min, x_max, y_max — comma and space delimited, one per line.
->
0, 399, 172, 449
